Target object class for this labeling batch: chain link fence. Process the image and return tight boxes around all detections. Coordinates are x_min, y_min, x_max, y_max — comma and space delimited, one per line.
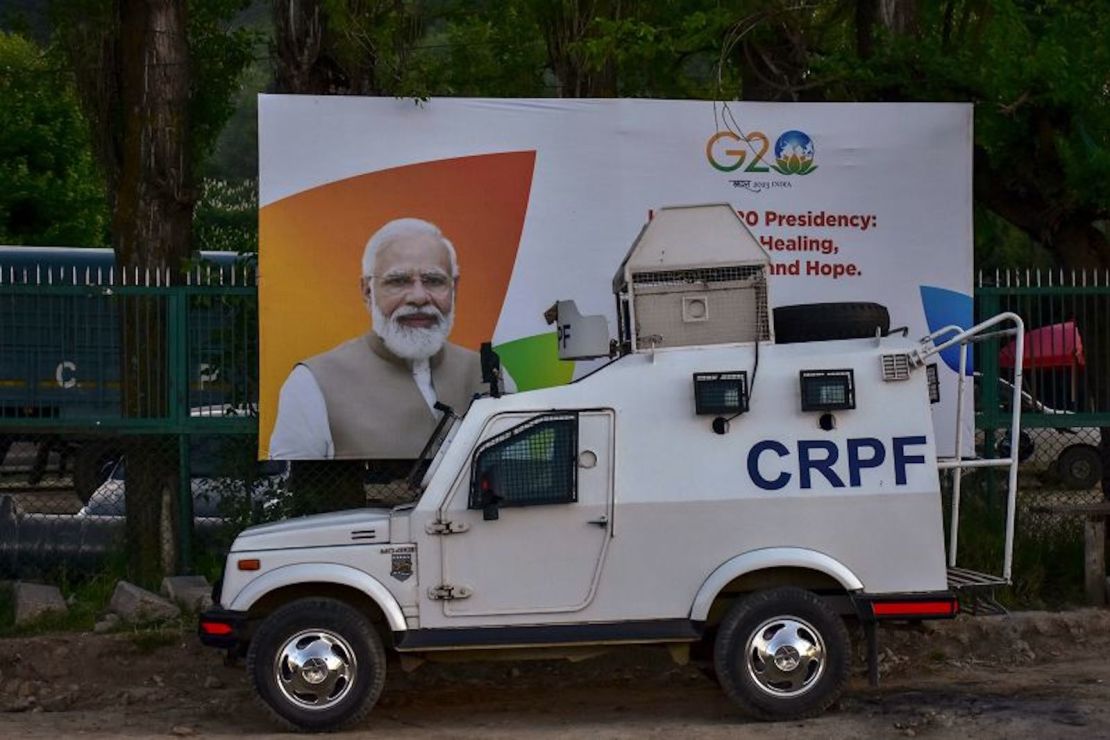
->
941, 462, 1096, 607
1, 256, 1108, 600
1012, 426, 1103, 538
972, 270, 1109, 588
0, 430, 423, 581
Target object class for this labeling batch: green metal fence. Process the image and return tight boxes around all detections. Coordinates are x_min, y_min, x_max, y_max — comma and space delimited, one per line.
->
961, 270, 1109, 604
1, 263, 1107, 595
0, 261, 259, 582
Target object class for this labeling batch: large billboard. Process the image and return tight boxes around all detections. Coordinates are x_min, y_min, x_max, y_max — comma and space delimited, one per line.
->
259, 97, 973, 460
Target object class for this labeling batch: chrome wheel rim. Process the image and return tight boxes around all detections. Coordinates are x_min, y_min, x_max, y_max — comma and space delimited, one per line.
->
274, 629, 358, 710
744, 616, 826, 697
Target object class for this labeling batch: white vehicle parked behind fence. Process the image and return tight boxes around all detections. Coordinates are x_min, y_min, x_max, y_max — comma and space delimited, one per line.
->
985, 376, 1102, 489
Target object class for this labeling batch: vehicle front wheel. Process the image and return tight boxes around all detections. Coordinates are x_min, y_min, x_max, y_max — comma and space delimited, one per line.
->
713, 587, 851, 721
247, 597, 386, 731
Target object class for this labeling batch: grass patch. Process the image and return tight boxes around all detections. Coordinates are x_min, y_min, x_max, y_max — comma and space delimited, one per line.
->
0, 583, 15, 627
128, 625, 183, 654
944, 470, 1089, 609
0, 568, 122, 637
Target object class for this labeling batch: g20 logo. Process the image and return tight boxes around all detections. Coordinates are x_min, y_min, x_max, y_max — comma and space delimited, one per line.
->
706, 129, 818, 176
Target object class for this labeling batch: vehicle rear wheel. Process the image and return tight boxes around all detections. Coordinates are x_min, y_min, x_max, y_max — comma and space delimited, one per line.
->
713, 587, 850, 721
1056, 445, 1102, 490
247, 597, 386, 731
773, 302, 890, 344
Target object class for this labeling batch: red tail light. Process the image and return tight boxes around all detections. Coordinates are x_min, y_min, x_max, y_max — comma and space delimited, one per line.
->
871, 599, 959, 618
200, 621, 234, 636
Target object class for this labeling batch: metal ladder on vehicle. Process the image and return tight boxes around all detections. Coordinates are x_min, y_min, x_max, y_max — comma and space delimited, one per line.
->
913, 312, 1025, 614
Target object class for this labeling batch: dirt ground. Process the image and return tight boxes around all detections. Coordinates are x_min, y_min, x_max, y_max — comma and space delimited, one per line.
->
2, 609, 1109, 739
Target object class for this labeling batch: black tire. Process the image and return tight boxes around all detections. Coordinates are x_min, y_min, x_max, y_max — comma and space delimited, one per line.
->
999, 431, 1035, 464
774, 303, 890, 344
1055, 445, 1102, 490
247, 598, 386, 732
713, 587, 851, 721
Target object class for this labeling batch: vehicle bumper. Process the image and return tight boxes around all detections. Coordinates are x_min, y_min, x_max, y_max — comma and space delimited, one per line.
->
198, 608, 249, 649
853, 592, 960, 621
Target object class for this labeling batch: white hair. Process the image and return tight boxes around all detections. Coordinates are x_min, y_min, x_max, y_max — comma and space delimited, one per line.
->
361, 218, 459, 278
373, 301, 455, 360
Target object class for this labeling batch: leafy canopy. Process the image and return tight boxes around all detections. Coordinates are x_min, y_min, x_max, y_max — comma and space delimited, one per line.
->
0, 30, 107, 246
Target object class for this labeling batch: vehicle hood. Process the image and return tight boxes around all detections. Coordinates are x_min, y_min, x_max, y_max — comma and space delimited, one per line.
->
231, 508, 392, 552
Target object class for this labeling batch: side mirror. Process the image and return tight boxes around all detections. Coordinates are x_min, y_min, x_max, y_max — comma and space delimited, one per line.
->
480, 342, 502, 398
479, 470, 503, 521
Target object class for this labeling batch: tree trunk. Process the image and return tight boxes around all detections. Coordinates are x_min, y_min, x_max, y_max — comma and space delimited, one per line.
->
114, 0, 194, 585
539, 0, 620, 97
274, 0, 331, 93
856, 0, 878, 59
114, 1, 192, 269
878, 0, 920, 36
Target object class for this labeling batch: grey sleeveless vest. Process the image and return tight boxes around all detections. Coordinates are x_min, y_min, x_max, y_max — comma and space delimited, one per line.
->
301, 333, 483, 459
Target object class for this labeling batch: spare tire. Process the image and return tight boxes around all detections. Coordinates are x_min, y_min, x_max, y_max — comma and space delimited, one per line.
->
774, 302, 890, 344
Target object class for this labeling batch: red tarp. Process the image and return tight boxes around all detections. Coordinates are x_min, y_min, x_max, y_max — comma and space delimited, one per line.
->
1000, 321, 1085, 369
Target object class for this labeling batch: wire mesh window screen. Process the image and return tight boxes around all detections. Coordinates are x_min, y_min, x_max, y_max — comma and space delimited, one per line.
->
633, 279, 769, 347
469, 413, 578, 510
629, 265, 771, 348
631, 266, 764, 286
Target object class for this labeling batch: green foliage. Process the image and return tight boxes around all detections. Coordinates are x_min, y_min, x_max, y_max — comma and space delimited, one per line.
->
975, 206, 1054, 273
431, 0, 1104, 266
188, 0, 262, 163
6, 0, 1101, 268
812, 1, 1108, 265
584, 3, 738, 99
320, 0, 421, 94
204, 55, 269, 180
194, 177, 258, 253
48, 0, 260, 235
409, 5, 549, 97
0, 30, 107, 246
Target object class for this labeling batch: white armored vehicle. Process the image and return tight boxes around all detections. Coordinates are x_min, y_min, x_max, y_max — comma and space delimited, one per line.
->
200, 204, 1025, 731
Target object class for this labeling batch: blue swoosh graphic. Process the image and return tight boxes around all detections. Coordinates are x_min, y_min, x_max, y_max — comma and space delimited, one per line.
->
919, 286, 973, 374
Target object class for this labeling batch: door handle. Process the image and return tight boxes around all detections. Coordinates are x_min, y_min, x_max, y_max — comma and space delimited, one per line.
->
588, 515, 609, 528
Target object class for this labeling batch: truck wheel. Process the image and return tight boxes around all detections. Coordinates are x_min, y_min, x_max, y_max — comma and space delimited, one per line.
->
773, 303, 890, 344
247, 598, 386, 731
1056, 445, 1102, 490
713, 587, 850, 721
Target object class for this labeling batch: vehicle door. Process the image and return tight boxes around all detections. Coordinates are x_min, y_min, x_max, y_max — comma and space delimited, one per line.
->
434, 409, 613, 621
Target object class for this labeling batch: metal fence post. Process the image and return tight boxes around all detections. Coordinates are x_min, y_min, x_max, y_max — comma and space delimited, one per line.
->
977, 289, 1001, 507
168, 285, 192, 573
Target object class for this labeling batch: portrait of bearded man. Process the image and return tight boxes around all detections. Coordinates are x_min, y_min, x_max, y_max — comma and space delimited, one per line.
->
269, 218, 486, 460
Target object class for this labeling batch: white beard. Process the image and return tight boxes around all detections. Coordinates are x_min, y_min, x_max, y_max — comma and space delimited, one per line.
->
373, 302, 454, 360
